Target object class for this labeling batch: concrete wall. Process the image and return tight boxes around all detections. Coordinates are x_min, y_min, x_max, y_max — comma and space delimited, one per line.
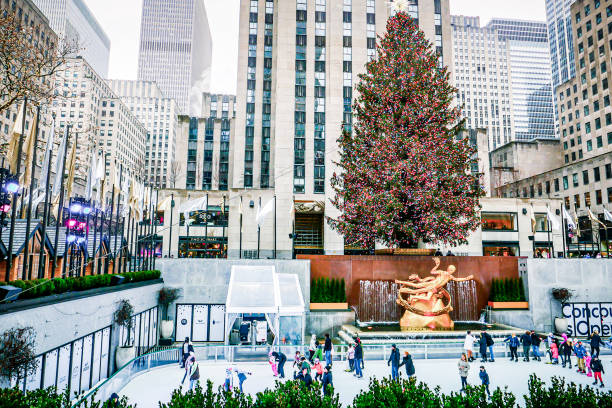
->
0, 282, 162, 371
491, 259, 612, 333
157, 259, 310, 320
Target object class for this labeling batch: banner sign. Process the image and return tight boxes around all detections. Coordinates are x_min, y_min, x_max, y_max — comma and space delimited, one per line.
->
562, 302, 612, 336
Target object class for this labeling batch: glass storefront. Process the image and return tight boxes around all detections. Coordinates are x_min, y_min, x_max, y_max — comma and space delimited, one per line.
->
481, 212, 517, 231
483, 242, 519, 256
178, 236, 227, 258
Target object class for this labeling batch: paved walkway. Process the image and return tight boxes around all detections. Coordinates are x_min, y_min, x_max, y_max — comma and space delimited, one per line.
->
120, 356, 612, 406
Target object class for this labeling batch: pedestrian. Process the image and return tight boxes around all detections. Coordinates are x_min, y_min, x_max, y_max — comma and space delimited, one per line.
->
399, 350, 415, 378
234, 367, 252, 393
268, 351, 279, 376
530, 331, 542, 361
313, 358, 324, 382
479, 365, 491, 396
545, 333, 555, 362
292, 351, 302, 376
181, 352, 195, 385
585, 351, 593, 377
550, 340, 559, 365
324, 333, 332, 366
188, 359, 200, 391
301, 368, 313, 389
181, 337, 194, 368
482, 329, 495, 362
574, 341, 587, 374
309, 334, 317, 363
345, 343, 355, 372
520, 331, 532, 362
464, 330, 475, 362
478, 332, 488, 362
458, 353, 470, 391
224, 367, 234, 391
322, 365, 333, 396
107, 393, 120, 407
447, 250, 455, 256
560, 336, 573, 368
591, 356, 605, 387
272, 351, 287, 378
589, 329, 605, 358
503, 333, 520, 362
387, 344, 400, 381
354, 339, 364, 378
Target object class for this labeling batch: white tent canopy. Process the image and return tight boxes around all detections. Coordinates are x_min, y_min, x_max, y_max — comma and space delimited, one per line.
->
225, 265, 305, 344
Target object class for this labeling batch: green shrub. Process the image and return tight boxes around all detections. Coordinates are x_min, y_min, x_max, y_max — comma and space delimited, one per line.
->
490, 277, 525, 302
0, 386, 134, 407
310, 277, 346, 303
524, 374, 612, 408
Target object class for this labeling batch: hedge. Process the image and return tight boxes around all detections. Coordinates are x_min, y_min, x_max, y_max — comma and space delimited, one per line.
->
311, 277, 347, 303
490, 277, 526, 302
0, 270, 161, 301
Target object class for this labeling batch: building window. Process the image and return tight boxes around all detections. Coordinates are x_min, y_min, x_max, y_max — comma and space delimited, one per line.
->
596, 190, 603, 205
482, 213, 517, 231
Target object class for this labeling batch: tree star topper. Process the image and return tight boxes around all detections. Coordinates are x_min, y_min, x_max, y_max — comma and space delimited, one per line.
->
388, 0, 411, 13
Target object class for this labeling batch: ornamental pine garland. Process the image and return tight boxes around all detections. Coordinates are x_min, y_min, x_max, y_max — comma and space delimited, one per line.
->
328, 12, 483, 249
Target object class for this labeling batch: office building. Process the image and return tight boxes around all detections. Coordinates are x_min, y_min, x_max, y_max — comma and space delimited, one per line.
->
546, 0, 576, 89
137, 0, 213, 114
33, 0, 111, 78
108, 80, 180, 188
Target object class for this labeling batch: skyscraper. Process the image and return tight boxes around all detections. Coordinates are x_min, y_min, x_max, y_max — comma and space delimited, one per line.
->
33, 0, 111, 78
545, 0, 576, 89
137, 0, 213, 115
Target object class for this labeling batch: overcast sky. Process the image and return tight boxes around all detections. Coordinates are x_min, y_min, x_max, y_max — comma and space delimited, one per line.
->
84, 0, 547, 95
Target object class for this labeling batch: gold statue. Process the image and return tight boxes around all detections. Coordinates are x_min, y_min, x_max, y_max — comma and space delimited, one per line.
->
395, 257, 474, 330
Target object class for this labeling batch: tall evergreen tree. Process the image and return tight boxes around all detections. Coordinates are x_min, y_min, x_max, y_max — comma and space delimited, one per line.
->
329, 11, 483, 249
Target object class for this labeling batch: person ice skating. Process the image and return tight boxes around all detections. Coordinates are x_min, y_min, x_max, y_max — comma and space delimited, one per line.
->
292, 351, 302, 376
234, 367, 252, 393
188, 359, 200, 391
585, 352, 593, 377
574, 341, 587, 374
224, 367, 234, 391
272, 351, 287, 378
478, 332, 488, 362
546, 333, 555, 362
482, 329, 495, 362
181, 352, 195, 385
354, 339, 364, 378
300, 368, 313, 389
388, 344, 400, 380
464, 330, 475, 362
504, 333, 520, 362
345, 344, 355, 372
520, 331, 532, 361
589, 329, 605, 358
324, 333, 333, 366
181, 337, 194, 368
550, 340, 559, 364
458, 353, 470, 391
108, 393, 120, 407
309, 334, 317, 362
560, 335, 573, 368
314, 342, 324, 363
530, 331, 542, 361
591, 356, 605, 387
399, 351, 415, 378
313, 358, 324, 382
479, 366, 491, 396
268, 351, 279, 376
322, 365, 333, 396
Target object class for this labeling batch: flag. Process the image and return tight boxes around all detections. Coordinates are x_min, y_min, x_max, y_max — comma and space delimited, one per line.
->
85, 150, 97, 200
588, 208, 606, 228
64, 140, 77, 202
21, 111, 38, 186
256, 198, 274, 228
121, 176, 131, 217
178, 196, 207, 226
157, 196, 171, 212
7, 101, 25, 173
563, 206, 575, 230
51, 127, 68, 198
546, 206, 560, 231
94, 154, 105, 190
289, 200, 295, 217
573, 211, 581, 237
529, 205, 536, 234
37, 118, 55, 195
604, 208, 612, 223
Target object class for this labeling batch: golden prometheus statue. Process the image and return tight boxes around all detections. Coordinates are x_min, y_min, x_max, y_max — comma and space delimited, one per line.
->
395, 257, 474, 330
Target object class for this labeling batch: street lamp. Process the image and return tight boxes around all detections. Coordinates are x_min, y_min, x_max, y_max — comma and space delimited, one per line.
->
0, 168, 19, 241
64, 197, 91, 277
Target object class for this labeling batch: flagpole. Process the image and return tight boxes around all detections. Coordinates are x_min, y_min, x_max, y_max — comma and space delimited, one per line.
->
239, 196, 242, 259
273, 195, 277, 259
5, 97, 28, 281
97, 155, 108, 274
168, 193, 173, 258
51, 125, 71, 277
292, 196, 296, 260
204, 193, 209, 258
257, 197, 261, 259
153, 189, 159, 269
148, 186, 154, 269
23, 106, 41, 280
561, 203, 567, 259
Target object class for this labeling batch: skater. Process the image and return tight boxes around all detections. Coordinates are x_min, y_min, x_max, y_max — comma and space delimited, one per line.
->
322, 365, 333, 396
399, 350, 415, 378
268, 351, 279, 376
530, 331, 542, 361
300, 356, 312, 375
458, 353, 470, 391
313, 358, 324, 382
589, 329, 605, 358
354, 339, 364, 378
504, 333, 520, 362
482, 330, 495, 362
345, 343, 355, 372
478, 332, 488, 362
292, 351, 302, 376
550, 340, 559, 364
188, 359, 200, 391
181, 352, 195, 385
235, 368, 252, 393
272, 351, 287, 378
585, 352, 593, 377
224, 367, 234, 391
464, 331, 476, 362
309, 334, 317, 362
181, 337, 194, 368
574, 341, 587, 373
387, 344, 400, 381
479, 366, 491, 396
591, 356, 605, 387
300, 368, 313, 389
546, 333, 555, 362
560, 336, 573, 368
314, 342, 324, 363
324, 333, 333, 366
520, 331, 532, 361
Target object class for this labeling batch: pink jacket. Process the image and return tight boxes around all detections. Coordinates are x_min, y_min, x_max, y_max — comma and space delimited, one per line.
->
551, 343, 559, 359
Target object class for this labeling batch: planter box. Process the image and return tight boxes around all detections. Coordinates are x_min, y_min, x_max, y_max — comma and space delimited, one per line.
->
488, 301, 529, 309
374, 248, 436, 256
310, 302, 349, 310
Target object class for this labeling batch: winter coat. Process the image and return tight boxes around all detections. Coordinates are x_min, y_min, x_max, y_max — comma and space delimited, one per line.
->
520, 334, 532, 347
504, 336, 520, 348
484, 332, 494, 347
560, 341, 573, 355
399, 355, 415, 376
302, 373, 313, 389
478, 336, 488, 352
301, 360, 311, 374
591, 359, 604, 373
321, 371, 333, 391
388, 348, 400, 367
531, 334, 541, 347
324, 337, 332, 352
464, 334, 475, 350
314, 347, 323, 361
355, 343, 363, 359
272, 351, 287, 364
190, 362, 200, 381
590, 333, 604, 348
550, 342, 559, 359
347, 348, 355, 360
458, 360, 469, 377
309, 336, 317, 351
574, 344, 586, 359
479, 370, 490, 385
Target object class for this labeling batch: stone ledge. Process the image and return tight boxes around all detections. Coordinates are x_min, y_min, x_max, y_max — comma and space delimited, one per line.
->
0, 278, 163, 315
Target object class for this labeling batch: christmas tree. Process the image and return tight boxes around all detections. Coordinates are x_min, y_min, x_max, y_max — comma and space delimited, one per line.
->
329, 11, 483, 249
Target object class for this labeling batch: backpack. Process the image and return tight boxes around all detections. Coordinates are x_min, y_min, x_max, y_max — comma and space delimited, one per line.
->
486, 333, 494, 347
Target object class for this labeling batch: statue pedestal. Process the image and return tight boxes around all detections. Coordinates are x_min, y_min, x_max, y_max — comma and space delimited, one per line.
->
398, 298, 454, 330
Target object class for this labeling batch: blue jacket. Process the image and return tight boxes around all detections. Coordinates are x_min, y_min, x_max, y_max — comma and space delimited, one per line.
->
574, 344, 586, 359
504, 336, 520, 348
479, 370, 490, 385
